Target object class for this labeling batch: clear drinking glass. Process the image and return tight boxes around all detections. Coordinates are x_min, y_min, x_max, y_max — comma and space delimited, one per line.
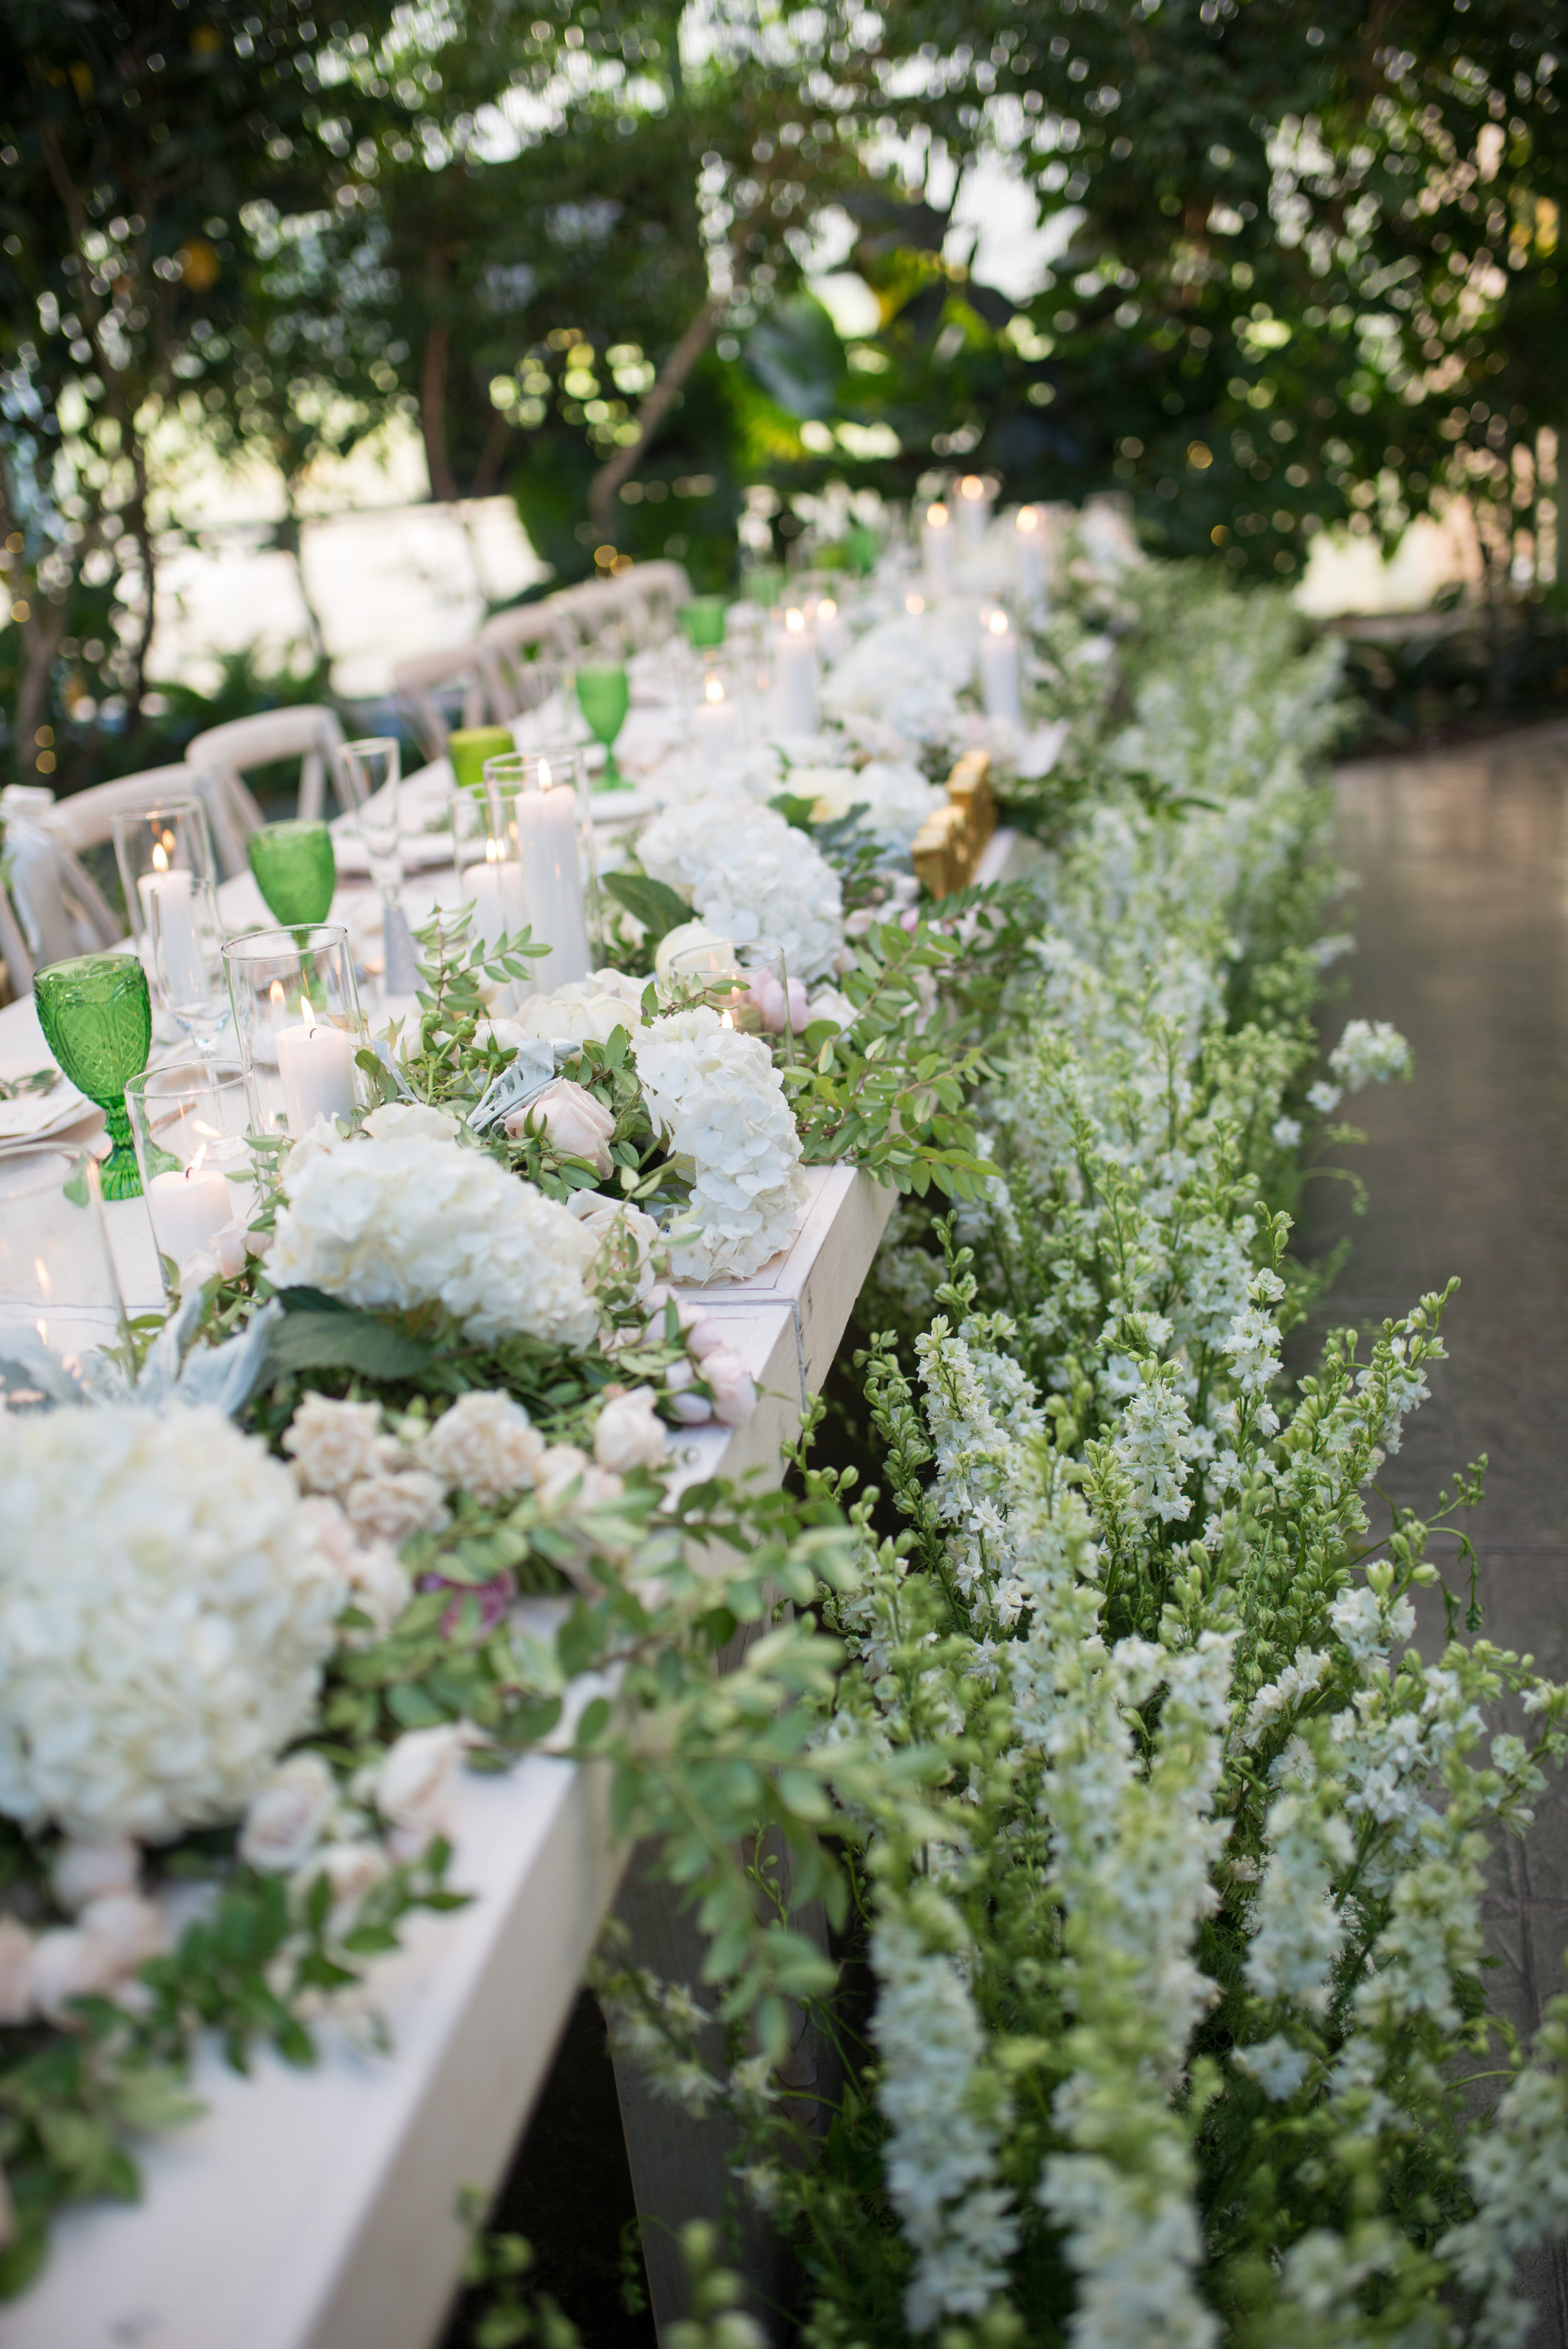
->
110, 795, 218, 956
739, 938, 801, 1067
222, 924, 369, 1139
33, 952, 153, 1199
0, 1147, 130, 1400
125, 1060, 258, 1291
336, 736, 403, 899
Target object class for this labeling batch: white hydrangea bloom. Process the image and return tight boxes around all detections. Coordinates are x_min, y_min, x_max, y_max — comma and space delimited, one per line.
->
792, 759, 946, 856
270, 1129, 600, 1350
1328, 1018, 1412, 1093
637, 797, 844, 980
0, 1406, 344, 1840
632, 1008, 808, 1281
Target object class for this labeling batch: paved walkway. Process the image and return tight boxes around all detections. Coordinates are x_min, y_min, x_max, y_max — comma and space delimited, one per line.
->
1299, 720, 1568, 2341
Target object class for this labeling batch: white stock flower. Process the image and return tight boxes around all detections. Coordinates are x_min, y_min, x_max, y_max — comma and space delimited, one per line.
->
1328, 1018, 1412, 1093
269, 1128, 600, 1350
1247, 1791, 1353, 2015
638, 797, 844, 980
240, 1752, 339, 1874
418, 1391, 546, 1502
593, 1388, 668, 1473
632, 1009, 808, 1282
0, 1406, 344, 1842
1305, 1079, 1342, 1115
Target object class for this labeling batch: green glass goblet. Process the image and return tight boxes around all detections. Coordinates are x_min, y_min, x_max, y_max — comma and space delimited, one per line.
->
247, 820, 337, 926
33, 953, 154, 1200
573, 662, 632, 791
679, 596, 728, 650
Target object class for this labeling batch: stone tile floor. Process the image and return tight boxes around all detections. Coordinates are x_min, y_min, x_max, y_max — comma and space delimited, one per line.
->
1295, 719, 1568, 2341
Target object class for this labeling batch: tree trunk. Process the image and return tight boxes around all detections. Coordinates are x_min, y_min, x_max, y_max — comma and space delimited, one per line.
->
421, 318, 458, 504
586, 294, 726, 541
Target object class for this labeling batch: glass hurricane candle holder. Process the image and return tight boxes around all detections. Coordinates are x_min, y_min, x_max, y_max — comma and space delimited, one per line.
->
110, 797, 230, 1051
573, 662, 631, 791
0, 1147, 129, 1401
689, 654, 751, 776
33, 951, 152, 1199
450, 782, 528, 970
223, 924, 368, 1140
246, 819, 337, 926
481, 752, 593, 990
125, 1059, 258, 1291
448, 726, 515, 793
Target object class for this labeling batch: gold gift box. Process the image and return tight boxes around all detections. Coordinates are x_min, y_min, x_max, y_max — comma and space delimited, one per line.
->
911, 750, 997, 900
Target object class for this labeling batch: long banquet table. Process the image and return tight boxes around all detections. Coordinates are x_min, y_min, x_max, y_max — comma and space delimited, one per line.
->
0, 807, 1020, 2349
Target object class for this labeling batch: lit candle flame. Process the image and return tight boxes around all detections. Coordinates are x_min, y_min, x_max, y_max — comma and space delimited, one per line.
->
299, 990, 316, 1036
926, 502, 949, 529
188, 1142, 208, 1180
485, 835, 502, 862
34, 1258, 50, 1300
818, 597, 836, 620
988, 609, 1009, 637
720, 1008, 734, 1029
269, 980, 287, 1009
705, 674, 725, 704
959, 474, 985, 501
1017, 505, 1039, 535
785, 606, 805, 635
151, 840, 169, 873
905, 591, 926, 615
538, 757, 552, 789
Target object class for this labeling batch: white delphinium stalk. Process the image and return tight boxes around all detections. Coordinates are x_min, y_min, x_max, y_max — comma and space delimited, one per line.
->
871, 1902, 1019, 2331
1328, 1019, 1413, 1093
1036, 1632, 1236, 2349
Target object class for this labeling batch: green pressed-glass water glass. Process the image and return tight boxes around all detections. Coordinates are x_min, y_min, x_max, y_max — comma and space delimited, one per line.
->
33, 953, 153, 1200
246, 820, 337, 925
448, 726, 514, 793
573, 663, 631, 791
679, 597, 728, 649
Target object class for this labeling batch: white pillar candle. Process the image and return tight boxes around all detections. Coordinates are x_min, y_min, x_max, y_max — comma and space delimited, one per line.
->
812, 595, 847, 665
463, 852, 528, 953
1015, 506, 1047, 611
515, 781, 592, 987
696, 676, 744, 773
977, 612, 1024, 725
138, 865, 207, 1002
921, 503, 955, 598
956, 474, 992, 548
147, 1162, 235, 1269
774, 609, 819, 735
276, 1017, 358, 1137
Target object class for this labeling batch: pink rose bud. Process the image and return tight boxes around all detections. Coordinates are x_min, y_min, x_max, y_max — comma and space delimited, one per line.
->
505, 1078, 616, 1176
